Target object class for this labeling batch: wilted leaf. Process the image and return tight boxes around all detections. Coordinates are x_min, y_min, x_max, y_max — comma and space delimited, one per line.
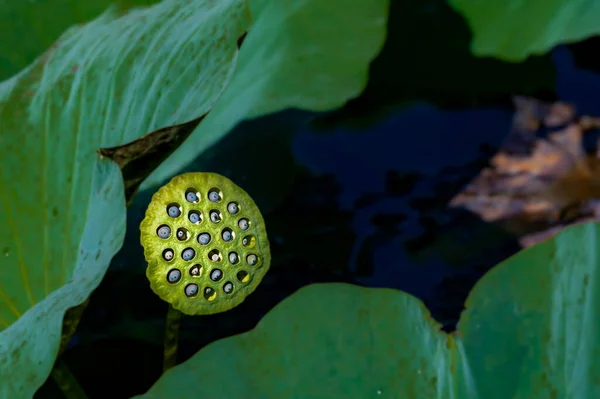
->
99, 115, 207, 204
448, 0, 600, 61
0, 0, 250, 396
451, 96, 600, 247
136, 222, 600, 398
141, 0, 390, 189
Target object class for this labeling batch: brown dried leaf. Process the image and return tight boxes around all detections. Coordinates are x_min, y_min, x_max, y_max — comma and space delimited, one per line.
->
451, 96, 600, 247
98, 114, 206, 204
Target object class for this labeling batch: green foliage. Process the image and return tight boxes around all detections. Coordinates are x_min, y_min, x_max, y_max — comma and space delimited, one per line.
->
141, 0, 390, 188
0, 0, 159, 81
0, 0, 250, 396
136, 222, 600, 398
7, 0, 599, 398
318, 0, 555, 124
448, 0, 600, 61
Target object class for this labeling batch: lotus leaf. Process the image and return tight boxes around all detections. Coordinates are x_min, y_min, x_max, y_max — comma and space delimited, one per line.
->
0, 0, 250, 396
137, 222, 600, 398
448, 0, 600, 61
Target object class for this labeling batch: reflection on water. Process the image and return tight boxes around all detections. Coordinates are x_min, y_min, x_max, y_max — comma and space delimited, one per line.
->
292, 103, 517, 330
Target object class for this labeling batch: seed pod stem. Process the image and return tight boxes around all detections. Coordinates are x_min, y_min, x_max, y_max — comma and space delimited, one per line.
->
51, 359, 89, 399
163, 304, 184, 372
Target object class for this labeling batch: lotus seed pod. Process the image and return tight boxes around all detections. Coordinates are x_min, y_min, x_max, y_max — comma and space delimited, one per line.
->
140, 172, 271, 316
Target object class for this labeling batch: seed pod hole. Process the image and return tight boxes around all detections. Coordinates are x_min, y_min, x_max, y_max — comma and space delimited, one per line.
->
208, 249, 222, 262
166, 203, 182, 218
236, 270, 250, 283
188, 211, 202, 224
176, 227, 190, 241
210, 268, 223, 282
156, 225, 171, 239
221, 228, 234, 242
209, 210, 222, 224
185, 283, 199, 297
246, 254, 258, 266
228, 251, 239, 264
197, 233, 211, 245
182, 248, 196, 261
223, 281, 234, 294
189, 264, 202, 277
204, 287, 216, 301
241, 235, 256, 248
208, 188, 222, 203
185, 188, 200, 204
237, 218, 250, 231
162, 249, 175, 261
227, 202, 239, 214
166, 268, 181, 284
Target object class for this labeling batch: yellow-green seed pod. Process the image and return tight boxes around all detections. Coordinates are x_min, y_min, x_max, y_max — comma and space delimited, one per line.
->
140, 172, 271, 315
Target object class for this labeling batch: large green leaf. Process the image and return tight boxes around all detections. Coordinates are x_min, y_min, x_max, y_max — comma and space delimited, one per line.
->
141, 0, 390, 189
136, 222, 600, 398
0, 0, 159, 81
448, 0, 600, 61
0, 0, 250, 396
310, 0, 555, 128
